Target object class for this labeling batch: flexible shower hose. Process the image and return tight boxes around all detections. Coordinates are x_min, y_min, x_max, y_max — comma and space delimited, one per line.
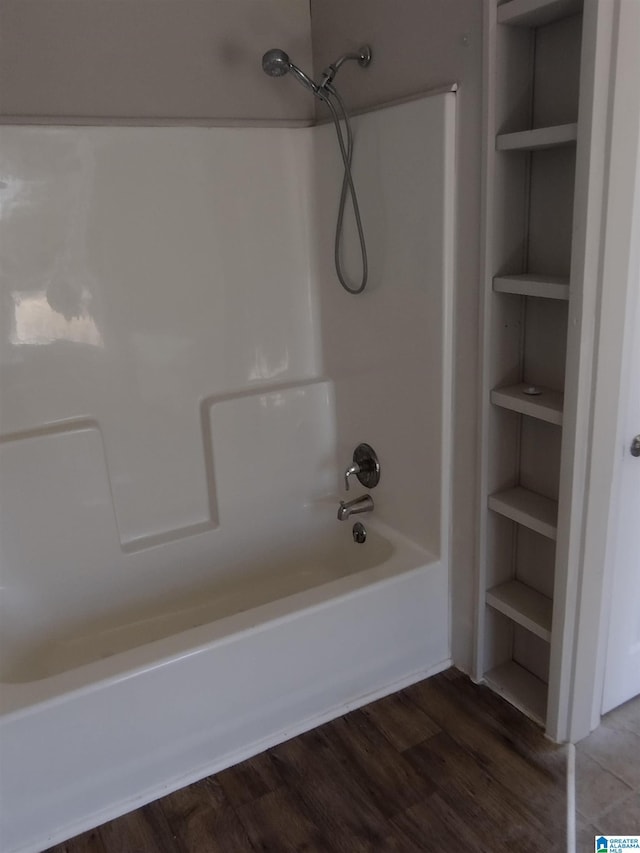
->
319, 83, 368, 295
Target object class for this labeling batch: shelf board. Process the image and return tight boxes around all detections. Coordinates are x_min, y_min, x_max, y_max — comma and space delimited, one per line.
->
488, 486, 558, 540
491, 383, 564, 425
493, 273, 570, 300
496, 123, 577, 151
487, 580, 553, 641
497, 0, 582, 28
484, 661, 548, 725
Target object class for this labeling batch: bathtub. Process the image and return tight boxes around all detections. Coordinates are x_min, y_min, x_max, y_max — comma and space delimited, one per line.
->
0, 510, 449, 853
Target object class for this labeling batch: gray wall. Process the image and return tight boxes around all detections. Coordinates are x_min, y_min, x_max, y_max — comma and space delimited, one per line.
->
0, 0, 313, 123
311, 0, 484, 673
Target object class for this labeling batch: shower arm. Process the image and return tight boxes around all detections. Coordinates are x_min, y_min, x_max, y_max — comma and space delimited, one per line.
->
319, 45, 372, 90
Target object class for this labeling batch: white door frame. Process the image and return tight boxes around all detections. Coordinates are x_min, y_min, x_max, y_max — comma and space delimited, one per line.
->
565, 0, 640, 742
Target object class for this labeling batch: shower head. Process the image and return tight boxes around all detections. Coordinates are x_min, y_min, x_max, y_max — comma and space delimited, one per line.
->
262, 48, 291, 77
261, 48, 320, 96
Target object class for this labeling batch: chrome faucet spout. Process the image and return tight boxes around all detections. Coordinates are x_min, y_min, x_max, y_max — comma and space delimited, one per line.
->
337, 494, 374, 521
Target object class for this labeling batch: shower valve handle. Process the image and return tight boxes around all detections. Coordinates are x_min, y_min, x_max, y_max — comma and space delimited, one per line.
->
343, 443, 380, 492
344, 463, 361, 491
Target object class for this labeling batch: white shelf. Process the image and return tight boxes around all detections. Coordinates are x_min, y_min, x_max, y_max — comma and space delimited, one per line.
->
496, 123, 577, 151
488, 486, 558, 540
493, 273, 570, 300
484, 661, 548, 725
487, 579, 553, 641
498, 0, 582, 28
491, 383, 564, 425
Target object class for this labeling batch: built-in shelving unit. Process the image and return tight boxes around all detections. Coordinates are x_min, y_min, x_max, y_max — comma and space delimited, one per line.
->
496, 123, 577, 151
476, 0, 585, 731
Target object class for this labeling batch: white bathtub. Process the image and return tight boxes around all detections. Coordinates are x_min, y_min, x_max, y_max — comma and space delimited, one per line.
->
0, 511, 449, 853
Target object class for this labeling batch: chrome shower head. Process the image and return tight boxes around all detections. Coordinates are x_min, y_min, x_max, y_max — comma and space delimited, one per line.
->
262, 48, 291, 77
261, 48, 320, 95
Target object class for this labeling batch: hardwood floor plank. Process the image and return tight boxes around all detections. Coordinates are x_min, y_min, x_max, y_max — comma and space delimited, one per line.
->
322, 709, 436, 818
404, 730, 561, 852
157, 777, 255, 853
404, 675, 567, 835
234, 787, 328, 853
439, 667, 465, 682
360, 690, 440, 751
391, 793, 486, 853
43, 828, 108, 853
97, 803, 177, 853
436, 670, 564, 773
216, 751, 283, 808
269, 728, 390, 852
379, 827, 428, 853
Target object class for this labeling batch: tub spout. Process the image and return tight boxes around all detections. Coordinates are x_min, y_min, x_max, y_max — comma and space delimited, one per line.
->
337, 494, 374, 521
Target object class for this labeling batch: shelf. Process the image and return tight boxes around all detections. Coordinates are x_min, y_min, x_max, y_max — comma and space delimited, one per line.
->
484, 661, 548, 725
493, 273, 570, 300
497, 0, 582, 28
496, 123, 577, 151
491, 383, 564, 425
487, 580, 553, 641
488, 486, 558, 540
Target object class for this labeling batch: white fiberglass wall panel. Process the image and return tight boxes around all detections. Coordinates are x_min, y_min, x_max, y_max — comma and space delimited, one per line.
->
312, 93, 456, 555
0, 125, 319, 548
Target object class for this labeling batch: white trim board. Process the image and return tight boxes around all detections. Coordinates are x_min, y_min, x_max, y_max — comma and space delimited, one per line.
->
564, 0, 640, 741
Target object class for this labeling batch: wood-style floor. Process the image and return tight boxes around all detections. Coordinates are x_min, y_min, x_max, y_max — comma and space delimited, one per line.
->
46, 668, 578, 852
